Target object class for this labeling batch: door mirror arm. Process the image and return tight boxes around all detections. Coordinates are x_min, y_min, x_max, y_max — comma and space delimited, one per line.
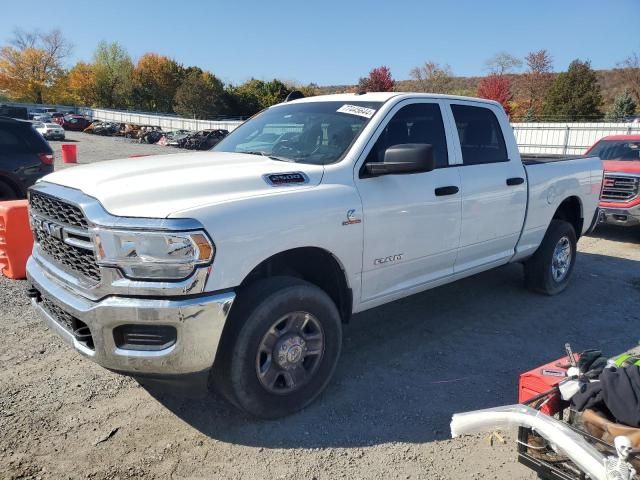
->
363, 143, 435, 177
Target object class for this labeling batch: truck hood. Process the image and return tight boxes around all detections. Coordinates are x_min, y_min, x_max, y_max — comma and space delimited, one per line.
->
603, 160, 640, 174
42, 151, 324, 218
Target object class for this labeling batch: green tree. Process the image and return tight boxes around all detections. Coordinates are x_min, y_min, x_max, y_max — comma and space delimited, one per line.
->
93, 41, 134, 109
542, 60, 603, 121
605, 90, 637, 120
226, 79, 292, 116
173, 70, 226, 119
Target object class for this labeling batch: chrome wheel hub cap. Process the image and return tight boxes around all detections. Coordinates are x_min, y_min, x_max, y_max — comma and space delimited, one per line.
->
551, 236, 572, 282
256, 312, 324, 394
276, 335, 306, 368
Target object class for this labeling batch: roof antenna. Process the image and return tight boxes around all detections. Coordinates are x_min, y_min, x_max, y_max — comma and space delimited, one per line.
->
285, 90, 305, 102
355, 90, 367, 95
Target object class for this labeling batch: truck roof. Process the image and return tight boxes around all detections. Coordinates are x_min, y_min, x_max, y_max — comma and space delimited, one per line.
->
286, 92, 502, 108
598, 134, 640, 141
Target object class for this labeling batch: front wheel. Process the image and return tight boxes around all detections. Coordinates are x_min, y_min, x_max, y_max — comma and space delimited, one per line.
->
524, 220, 577, 295
212, 277, 342, 418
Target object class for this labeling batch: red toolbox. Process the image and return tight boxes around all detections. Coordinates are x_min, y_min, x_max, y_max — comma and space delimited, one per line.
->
518, 355, 575, 415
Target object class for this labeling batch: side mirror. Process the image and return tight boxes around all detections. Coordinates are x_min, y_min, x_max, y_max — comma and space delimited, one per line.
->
365, 144, 435, 176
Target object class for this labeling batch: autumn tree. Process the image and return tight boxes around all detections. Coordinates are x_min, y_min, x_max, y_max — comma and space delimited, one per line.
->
605, 90, 637, 120
358, 66, 395, 92
0, 29, 71, 103
93, 41, 134, 109
132, 53, 183, 112
409, 61, 453, 93
616, 52, 640, 105
542, 60, 603, 121
477, 74, 513, 115
173, 70, 227, 119
64, 62, 99, 105
519, 49, 554, 118
485, 52, 522, 75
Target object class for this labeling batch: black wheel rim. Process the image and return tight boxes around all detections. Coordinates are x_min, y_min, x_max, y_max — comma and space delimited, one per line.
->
255, 311, 325, 395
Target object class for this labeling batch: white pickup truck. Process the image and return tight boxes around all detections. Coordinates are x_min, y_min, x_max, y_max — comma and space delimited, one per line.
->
26, 93, 603, 418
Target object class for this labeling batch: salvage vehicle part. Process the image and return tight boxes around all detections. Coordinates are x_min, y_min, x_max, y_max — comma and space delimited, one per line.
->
451, 404, 629, 480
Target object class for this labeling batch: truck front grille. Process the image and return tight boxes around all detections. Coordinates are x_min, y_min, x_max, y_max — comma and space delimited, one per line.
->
601, 174, 639, 203
34, 229, 101, 282
29, 191, 89, 229
29, 192, 101, 283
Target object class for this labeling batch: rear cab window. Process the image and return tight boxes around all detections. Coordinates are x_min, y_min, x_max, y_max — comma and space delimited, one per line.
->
451, 104, 508, 165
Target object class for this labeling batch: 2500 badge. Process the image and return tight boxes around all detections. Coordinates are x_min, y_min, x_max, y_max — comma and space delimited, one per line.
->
374, 254, 403, 266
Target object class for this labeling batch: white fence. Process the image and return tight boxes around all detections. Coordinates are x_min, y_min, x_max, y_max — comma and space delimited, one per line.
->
512, 122, 640, 155
80, 108, 244, 132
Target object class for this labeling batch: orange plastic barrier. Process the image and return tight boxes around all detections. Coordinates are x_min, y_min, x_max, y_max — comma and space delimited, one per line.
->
0, 200, 33, 280
61, 144, 77, 163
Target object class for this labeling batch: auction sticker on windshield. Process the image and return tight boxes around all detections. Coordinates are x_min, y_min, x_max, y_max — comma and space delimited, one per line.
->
337, 104, 377, 118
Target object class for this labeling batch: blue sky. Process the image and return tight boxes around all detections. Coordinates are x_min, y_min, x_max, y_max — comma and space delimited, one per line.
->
2, 0, 639, 86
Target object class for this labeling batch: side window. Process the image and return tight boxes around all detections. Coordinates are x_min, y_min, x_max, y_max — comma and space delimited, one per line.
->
365, 103, 449, 168
451, 105, 508, 165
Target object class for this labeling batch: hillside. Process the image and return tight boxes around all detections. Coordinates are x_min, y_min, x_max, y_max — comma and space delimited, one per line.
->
317, 68, 633, 118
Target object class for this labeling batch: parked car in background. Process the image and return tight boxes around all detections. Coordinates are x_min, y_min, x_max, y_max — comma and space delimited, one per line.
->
32, 114, 52, 123
29, 108, 57, 121
0, 117, 54, 200
51, 112, 67, 125
586, 135, 640, 227
34, 122, 66, 140
0, 104, 28, 120
26, 93, 602, 418
61, 115, 92, 131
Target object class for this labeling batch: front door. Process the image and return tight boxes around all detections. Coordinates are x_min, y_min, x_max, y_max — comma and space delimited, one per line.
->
356, 100, 462, 305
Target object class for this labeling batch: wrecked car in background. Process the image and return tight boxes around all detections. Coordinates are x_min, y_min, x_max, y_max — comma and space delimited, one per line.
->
183, 129, 228, 150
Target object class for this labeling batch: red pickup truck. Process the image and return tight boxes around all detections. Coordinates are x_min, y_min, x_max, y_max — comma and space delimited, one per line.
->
586, 135, 640, 227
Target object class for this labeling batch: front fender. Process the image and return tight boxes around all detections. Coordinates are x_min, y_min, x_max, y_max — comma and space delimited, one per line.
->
170, 184, 364, 297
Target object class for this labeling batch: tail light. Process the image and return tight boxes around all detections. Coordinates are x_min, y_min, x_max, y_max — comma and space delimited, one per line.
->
38, 153, 54, 165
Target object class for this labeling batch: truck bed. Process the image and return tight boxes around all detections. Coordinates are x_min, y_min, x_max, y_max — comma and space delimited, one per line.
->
521, 154, 589, 165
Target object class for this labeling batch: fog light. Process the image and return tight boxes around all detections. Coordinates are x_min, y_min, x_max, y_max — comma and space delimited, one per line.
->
113, 325, 177, 351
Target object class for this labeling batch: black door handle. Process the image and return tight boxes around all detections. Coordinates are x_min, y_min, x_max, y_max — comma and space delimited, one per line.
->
435, 186, 459, 196
506, 177, 525, 186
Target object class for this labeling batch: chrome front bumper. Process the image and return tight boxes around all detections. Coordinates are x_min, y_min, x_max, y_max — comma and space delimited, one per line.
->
27, 256, 235, 375
599, 204, 640, 227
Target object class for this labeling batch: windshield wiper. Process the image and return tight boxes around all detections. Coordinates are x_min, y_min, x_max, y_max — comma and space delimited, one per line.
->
242, 151, 294, 162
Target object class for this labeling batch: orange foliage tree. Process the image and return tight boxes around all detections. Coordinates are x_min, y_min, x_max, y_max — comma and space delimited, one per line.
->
0, 29, 70, 103
132, 53, 183, 112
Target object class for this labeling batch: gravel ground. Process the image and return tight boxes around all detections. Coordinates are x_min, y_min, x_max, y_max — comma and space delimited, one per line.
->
49, 130, 176, 170
1, 133, 639, 479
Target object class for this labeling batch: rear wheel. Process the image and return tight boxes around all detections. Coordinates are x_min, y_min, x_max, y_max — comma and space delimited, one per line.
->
212, 277, 342, 418
524, 220, 577, 295
0, 181, 18, 201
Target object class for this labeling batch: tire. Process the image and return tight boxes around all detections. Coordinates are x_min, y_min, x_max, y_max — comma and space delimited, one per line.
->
524, 220, 577, 295
212, 276, 342, 418
0, 181, 18, 201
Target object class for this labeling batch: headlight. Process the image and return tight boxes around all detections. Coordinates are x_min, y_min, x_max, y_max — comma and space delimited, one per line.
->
93, 229, 214, 280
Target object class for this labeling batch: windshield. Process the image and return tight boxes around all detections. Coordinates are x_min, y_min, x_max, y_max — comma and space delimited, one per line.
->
213, 100, 383, 164
589, 140, 640, 161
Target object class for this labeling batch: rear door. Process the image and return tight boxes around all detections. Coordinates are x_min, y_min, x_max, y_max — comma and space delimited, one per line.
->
447, 102, 527, 272
356, 100, 462, 304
